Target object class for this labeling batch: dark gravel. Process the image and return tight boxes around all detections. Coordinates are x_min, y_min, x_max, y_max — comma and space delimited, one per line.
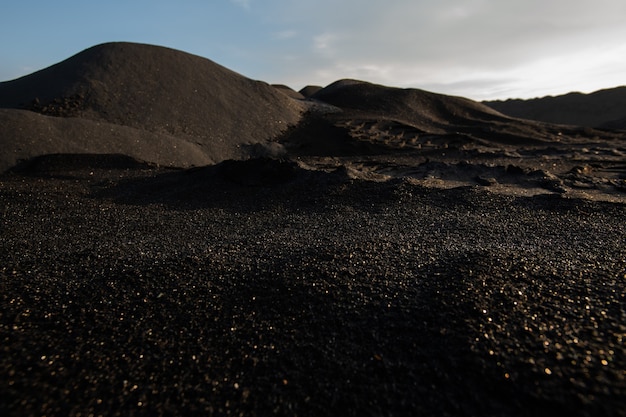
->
1, 165, 625, 417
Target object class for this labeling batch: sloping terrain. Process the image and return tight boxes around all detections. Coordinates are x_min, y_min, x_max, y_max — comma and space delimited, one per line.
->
299, 85, 323, 98
483, 86, 626, 129
307, 79, 598, 145
277, 79, 626, 201
1, 44, 625, 417
1, 163, 625, 417
2, 44, 624, 200
0, 42, 305, 171
0, 109, 209, 170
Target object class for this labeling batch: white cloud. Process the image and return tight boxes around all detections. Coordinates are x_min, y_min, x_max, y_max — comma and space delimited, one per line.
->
4, 0, 625, 99
312, 33, 339, 55
256, 0, 626, 99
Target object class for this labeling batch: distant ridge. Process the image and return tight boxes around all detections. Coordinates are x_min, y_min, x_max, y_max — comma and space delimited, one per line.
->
0, 42, 305, 171
299, 85, 323, 98
312, 79, 509, 130
289, 79, 577, 150
2, 42, 623, 174
483, 87, 626, 129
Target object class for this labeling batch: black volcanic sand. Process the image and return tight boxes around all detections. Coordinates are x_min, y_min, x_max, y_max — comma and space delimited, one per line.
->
1, 159, 625, 417
2, 44, 625, 204
279, 80, 626, 203
0, 42, 304, 171
1, 43, 626, 417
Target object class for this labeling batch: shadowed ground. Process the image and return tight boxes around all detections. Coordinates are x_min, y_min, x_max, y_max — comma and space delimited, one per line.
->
1, 162, 624, 417
1, 43, 625, 416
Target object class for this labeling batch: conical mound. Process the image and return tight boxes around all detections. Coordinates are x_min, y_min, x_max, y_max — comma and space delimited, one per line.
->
0, 42, 305, 171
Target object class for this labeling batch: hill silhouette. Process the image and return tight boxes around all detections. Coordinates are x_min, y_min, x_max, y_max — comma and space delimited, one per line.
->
281, 79, 594, 157
0, 42, 305, 171
299, 85, 323, 98
311, 79, 510, 128
1, 43, 624, 201
483, 87, 626, 129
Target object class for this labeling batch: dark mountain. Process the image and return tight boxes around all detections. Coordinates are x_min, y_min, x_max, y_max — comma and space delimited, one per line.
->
281, 79, 584, 157
311, 79, 510, 130
299, 85, 323, 98
1, 43, 622, 174
483, 86, 626, 129
0, 42, 304, 171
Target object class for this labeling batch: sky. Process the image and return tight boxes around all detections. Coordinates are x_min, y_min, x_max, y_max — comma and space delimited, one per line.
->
1, 0, 625, 100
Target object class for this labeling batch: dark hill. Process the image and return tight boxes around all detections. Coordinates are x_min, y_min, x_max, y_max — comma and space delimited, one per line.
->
272, 84, 305, 100
280, 79, 590, 156
312, 79, 509, 130
483, 86, 626, 129
0, 42, 304, 171
299, 85, 323, 98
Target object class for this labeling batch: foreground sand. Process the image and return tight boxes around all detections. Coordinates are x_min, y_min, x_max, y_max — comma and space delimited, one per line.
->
1, 162, 624, 417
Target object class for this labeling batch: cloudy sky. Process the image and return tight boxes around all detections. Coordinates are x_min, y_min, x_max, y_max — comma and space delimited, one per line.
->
1, 0, 625, 100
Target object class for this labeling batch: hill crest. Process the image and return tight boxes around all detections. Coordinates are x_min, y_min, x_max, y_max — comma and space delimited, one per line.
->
0, 42, 305, 170
483, 86, 626, 128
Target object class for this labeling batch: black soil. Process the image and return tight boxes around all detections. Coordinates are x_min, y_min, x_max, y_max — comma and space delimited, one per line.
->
1, 162, 625, 417
1, 43, 626, 417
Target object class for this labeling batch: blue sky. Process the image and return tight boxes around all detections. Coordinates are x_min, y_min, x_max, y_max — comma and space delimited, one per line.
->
1, 0, 625, 100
